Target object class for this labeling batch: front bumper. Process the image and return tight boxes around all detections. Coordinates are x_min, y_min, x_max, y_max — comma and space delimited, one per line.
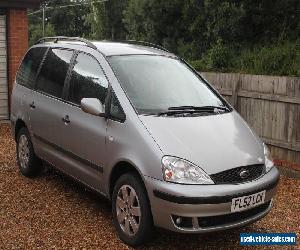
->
144, 167, 279, 233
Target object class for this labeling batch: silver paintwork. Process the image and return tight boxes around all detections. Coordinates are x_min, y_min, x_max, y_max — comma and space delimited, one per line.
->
116, 184, 141, 236
139, 111, 264, 175
11, 40, 279, 233
145, 167, 279, 232
81, 98, 105, 116
92, 41, 174, 57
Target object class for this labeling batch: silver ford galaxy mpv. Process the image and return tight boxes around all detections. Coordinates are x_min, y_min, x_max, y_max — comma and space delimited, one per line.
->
11, 37, 279, 246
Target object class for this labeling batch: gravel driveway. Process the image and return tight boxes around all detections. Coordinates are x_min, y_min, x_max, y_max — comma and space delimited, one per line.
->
0, 123, 299, 249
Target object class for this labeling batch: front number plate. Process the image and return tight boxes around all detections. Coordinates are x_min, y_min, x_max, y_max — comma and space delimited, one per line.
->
231, 190, 266, 212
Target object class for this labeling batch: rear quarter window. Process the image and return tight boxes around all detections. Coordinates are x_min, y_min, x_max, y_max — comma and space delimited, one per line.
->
16, 47, 47, 89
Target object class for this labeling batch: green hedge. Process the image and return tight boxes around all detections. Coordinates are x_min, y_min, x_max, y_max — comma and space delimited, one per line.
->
189, 40, 300, 77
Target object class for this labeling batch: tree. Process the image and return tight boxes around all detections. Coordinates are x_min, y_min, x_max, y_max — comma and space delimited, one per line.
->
124, 0, 188, 52
46, 0, 91, 37
28, 0, 300, 75
29, 0, 91, 44
123, 0, 244, 57
29, 23, 55, 46
87, 0, 128, 40
239, 0, 300, 43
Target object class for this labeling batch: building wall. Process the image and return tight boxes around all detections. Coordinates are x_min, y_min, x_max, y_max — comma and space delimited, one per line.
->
0, 14, 9, 120
7, 9, 28, 110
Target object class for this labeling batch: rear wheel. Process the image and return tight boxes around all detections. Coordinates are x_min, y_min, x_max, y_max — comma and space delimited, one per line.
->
112, 173, 154, 246
16, 127, 42, 177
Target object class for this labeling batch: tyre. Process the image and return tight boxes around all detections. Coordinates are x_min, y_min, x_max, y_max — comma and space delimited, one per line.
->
112, 173, 154, 246
16, 127, 42, 177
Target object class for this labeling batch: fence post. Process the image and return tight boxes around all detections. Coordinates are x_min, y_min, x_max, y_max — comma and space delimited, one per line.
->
232, 73, 241, 110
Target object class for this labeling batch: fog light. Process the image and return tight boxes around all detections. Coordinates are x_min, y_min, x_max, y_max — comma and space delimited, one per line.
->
175, 217, 182, 225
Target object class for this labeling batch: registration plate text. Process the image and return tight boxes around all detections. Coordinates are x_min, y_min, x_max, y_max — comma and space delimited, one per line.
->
231, 190, 266, 212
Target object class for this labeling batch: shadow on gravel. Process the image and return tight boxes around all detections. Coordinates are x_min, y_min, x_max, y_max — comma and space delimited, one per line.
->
43, 165, 112, 211
42, 166, 255, 249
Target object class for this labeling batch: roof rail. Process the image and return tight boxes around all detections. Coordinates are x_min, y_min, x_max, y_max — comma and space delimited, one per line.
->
35, 36, 97, 50
105, 40, 169, 52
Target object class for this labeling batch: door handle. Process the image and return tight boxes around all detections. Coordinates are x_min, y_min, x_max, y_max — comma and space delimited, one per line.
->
62, 115, 70, 124
29, 101, 36, 109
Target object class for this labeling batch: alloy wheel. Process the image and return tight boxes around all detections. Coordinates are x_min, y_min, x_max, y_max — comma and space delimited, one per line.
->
18, 134, 29, 169
116, 184, 141, 236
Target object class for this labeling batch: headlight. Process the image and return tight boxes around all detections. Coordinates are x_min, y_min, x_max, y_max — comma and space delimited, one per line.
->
162, 156, 214, 184
264, 144, 274, 172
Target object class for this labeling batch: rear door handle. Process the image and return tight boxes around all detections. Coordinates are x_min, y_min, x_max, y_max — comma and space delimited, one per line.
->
29, 101, 36, 109
62, 115, 70, 124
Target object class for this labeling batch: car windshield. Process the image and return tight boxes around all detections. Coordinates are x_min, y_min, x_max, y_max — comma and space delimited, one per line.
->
109, 55, 227, 115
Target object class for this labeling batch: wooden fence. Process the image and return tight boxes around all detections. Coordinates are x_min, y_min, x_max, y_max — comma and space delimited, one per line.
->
201, 72, 300, 164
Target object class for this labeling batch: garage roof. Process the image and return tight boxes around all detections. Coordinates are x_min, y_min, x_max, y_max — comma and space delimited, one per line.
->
0, 0, 41, 8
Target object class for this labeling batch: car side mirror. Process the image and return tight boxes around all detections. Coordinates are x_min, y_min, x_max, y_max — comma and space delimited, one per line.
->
81, 98, 106, 117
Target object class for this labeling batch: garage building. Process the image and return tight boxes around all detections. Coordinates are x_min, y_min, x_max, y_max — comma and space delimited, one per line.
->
0, 0, 40, 120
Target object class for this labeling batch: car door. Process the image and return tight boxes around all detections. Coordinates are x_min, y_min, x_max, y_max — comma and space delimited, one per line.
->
58, 51, 109, 192
29, 47, 75, 167
13, 47, 48, 135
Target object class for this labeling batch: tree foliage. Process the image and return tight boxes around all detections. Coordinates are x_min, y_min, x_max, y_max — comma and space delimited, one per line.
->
29, 0, 300, 76
29, 0, 91, 45
87, 0, 127, 40
29, 23, 55, 46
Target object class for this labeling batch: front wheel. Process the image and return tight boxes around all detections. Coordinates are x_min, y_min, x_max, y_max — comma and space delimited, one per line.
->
112, 173, 154, 246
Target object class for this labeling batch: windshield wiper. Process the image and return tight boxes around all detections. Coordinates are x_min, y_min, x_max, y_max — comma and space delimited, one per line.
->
168, 105, 230, 111
155, 105, 230, 116
156, 110, 193, 116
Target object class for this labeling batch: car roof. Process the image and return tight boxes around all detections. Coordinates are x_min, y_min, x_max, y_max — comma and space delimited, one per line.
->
91, 41, 175, 57
34, 38, 175, 57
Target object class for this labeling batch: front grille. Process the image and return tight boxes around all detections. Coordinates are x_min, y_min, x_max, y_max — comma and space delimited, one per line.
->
211, 164, 264, 184
197, 201, 271, 228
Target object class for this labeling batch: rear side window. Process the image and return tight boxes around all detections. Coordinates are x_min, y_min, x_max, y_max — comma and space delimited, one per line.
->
68, 53, 108, 105
16, 47, 47, 88
36, 48, 73, 98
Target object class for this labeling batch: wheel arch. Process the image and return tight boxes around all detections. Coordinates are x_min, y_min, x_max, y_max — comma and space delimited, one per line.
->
14, 119, 28, 141
108, 160, 147, 199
